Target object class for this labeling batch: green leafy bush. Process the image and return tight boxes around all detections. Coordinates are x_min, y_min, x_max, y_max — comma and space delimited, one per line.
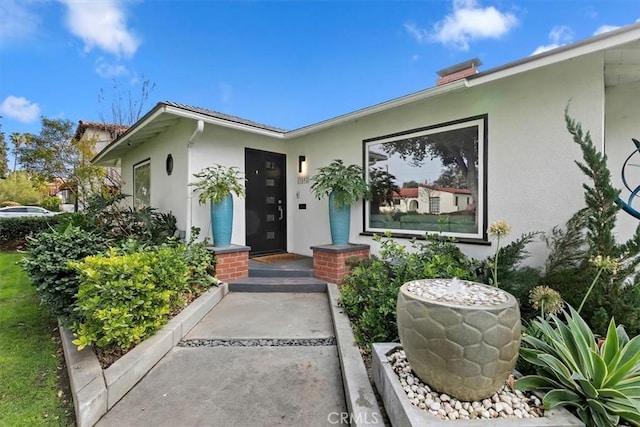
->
340, 233, 476, 346
183, 228, 217, 289
0, 214, 70, 249
71, 245, 190, 349
516, 307, 640, 427
69, 193, 177, 245
40, 196, 61, 212
70, 238, 217, 350
20, 225, 108, 323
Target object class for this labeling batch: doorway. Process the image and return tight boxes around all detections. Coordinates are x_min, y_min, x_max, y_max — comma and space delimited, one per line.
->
245, 148, 287, 255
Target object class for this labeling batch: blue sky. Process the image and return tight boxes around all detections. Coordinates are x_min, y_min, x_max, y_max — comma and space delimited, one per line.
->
1, 0, 638, 140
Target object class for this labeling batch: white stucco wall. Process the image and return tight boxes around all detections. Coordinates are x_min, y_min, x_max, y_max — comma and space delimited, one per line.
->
605, 80, 640, 241
121, 119, 287, 244
120, 119, 192, 231
114, 49, 639, 270
287, 53, 604, 265
190, 125, 286, 245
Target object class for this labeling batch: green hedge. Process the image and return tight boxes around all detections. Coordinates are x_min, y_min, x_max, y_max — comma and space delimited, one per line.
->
0, 214, 71, 249
70, 243, 217, 350
20, 225, 109, 324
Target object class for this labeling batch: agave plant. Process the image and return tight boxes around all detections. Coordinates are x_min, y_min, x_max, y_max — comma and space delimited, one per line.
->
516, 306, 640, 426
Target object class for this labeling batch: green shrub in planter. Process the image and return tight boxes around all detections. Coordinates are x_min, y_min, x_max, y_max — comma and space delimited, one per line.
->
70, 245, 191, 350
21, 225, 108, 324
516, 306, 640, 426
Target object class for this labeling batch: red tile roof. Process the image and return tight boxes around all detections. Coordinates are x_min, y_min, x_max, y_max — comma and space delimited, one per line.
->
393, 188, 419, 198
422, 184, 472, 195
74, 120, 129, 142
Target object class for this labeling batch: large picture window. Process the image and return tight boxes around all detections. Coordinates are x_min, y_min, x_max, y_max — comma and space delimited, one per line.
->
133, 159, 151, 209
364, 115, 487, 240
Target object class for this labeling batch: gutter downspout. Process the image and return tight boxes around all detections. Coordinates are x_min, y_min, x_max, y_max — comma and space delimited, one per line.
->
186, 120, 205, 242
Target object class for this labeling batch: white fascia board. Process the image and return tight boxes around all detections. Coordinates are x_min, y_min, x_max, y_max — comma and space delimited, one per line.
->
468, 25, 640, 88
93, 104, 286, 164
162, 105, 286, 138
92, 107, 167, 164
284, 79, 468, 139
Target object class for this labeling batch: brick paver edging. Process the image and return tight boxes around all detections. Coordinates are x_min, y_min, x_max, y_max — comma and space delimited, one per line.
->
59, 283, 229, 427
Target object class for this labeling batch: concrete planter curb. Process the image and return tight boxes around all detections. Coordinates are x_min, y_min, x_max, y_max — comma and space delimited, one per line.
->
327, 283, 385, 427
60, 283, 229, 427
372, 343, 585, 427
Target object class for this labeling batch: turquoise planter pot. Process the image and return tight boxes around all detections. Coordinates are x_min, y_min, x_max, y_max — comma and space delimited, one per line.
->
211, 194, 233, 247
329, 191, 350, 245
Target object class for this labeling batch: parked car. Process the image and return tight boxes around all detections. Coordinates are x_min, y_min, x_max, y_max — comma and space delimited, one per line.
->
0, 206, 60, 218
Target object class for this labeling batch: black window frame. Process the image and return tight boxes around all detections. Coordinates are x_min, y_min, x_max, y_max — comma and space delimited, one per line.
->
362, 114, 488, 243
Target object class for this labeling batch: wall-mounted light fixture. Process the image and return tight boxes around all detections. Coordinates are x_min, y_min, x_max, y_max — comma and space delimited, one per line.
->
298, 155, 306, 174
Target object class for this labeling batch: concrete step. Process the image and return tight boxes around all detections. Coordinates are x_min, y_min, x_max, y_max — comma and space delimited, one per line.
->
249, 267, 314, 278
228, 277, 327, 293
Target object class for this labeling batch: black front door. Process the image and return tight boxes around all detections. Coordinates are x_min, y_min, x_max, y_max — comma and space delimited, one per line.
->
245, 148, 286, 254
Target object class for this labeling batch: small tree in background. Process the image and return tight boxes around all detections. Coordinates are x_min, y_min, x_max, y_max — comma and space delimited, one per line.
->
0, 171, 45, 205
98, 76, 156, 126
369, 168, 400, 215
0, 119, 9, 178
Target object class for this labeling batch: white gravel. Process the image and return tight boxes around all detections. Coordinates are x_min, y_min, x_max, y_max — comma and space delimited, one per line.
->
388, 349, 544, 420
405, 278, 509, 306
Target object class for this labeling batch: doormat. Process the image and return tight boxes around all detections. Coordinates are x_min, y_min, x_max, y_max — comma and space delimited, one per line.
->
252, 253, 307, 264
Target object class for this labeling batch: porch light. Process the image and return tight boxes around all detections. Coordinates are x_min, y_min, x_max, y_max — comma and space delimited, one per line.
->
298, 155, 306, 174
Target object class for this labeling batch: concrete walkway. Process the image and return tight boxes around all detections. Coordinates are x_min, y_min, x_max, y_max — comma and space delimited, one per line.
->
96, 292, 347, 427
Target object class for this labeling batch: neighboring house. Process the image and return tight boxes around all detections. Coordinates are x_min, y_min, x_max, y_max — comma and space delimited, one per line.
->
45, 178, 74, 210
73, 121, 127, 207
386, 185, 473, 214
92, 23, 640, 265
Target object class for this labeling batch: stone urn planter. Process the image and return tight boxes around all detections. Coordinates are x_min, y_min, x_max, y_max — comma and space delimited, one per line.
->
396, 278, 521, 402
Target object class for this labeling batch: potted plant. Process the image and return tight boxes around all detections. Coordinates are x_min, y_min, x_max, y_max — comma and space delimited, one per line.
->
310, 159, 370, 245
190, 164, 245, 247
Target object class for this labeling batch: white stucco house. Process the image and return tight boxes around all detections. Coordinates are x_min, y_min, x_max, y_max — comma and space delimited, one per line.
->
385, 186, 473, 215
92, 23, 640, 265
74, 121, 127, 192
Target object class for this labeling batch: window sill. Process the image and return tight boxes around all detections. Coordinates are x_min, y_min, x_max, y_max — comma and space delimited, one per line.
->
359, 231, 491, 246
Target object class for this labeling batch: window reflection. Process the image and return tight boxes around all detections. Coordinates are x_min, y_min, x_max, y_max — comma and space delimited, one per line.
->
365, 117, 486, 239
133, 160, 151, 209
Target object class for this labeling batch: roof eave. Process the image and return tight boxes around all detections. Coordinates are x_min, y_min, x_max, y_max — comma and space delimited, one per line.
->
284, 79, 468, 139
162, 104, 286, 138
92, 102, 286, 165
92, 104, 166, 164
467, 22, 640, 87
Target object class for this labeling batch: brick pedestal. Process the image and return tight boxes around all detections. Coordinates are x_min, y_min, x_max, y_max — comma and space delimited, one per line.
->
311, 244, 370, 285
209, 245, 250, 282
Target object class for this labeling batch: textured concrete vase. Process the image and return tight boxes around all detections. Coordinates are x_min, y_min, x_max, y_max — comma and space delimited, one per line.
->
396, 279, 521, 402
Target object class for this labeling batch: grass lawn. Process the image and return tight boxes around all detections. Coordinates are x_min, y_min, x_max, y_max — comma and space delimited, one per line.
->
0, 252, 74, 426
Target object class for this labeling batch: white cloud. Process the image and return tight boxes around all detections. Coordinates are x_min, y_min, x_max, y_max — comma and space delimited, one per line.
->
59, 0, 140, 58
410, 0, 518, 51
532, 25, 574, 55
0, 0, 40, 43
0, 96, 40, 123
95, 58, 129, 78
594, 25, 620, 36
404, 23, 429, 44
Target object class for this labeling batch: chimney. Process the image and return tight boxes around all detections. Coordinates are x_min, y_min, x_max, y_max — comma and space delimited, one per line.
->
436, 58, 482, 86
